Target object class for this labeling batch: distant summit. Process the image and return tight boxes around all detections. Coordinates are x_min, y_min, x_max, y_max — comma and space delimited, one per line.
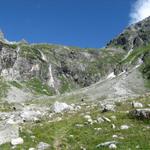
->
107, 16, 150, 51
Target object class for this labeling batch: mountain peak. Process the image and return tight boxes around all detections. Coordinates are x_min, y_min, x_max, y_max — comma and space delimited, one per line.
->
107, 16, 150, 51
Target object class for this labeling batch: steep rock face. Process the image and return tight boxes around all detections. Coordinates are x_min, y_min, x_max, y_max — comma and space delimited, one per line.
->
107, 16, 150, 51
0, 16, 150, 100
0, 41, 124, 97
105, 17, 150, 78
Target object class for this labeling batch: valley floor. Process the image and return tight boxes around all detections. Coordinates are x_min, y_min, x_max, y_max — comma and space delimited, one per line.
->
0, 95, 150, 150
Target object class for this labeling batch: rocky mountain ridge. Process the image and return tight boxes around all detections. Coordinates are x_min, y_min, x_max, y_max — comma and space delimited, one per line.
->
0, 35, 125, 102
0, 16, 150, 102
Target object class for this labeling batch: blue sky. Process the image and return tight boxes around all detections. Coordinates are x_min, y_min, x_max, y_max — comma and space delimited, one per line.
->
0, 0, 138, 48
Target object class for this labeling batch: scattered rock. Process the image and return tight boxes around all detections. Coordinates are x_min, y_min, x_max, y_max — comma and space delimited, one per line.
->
94, 128, 102, 131
110, 116, 117, 120
120, 125, 129, 130
31, 136, 36, 139
87, 118, 93, 124
80, 146, 86, 150
97, 117, 104, 123
101, 104, 115, 113
51, 101, 73, 113
69, 135, 74, 138
75, 124, 84, 128
84, 115, 93, 124
111, 124, 116, 129
75, 105, 81, 110
136, 145, 140, 149
29, 148, 35, 150
84, 115, 91, 120
0, 123, 19, 145
20, 108, 42, 122
109, 143, 117, 149
11, 137, 24, 146
37, 142, 50, 150
129, 108, 150, 120
96, 141, 118, 148
112, 135, 118, 138
102, 116, 111, 122
132, 102, 143, 108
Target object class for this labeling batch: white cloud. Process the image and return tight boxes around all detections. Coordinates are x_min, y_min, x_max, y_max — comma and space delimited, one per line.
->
130, 0, 150, 24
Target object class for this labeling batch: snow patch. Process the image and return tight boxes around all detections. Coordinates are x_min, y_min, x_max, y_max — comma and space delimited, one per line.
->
135, 58, 143, 69
123, 48, 134, 60
38, 49, 48, 62
16, 46, 20, 53
118, 70, 126, 76
4, 39, 18, 45
48, 64, 55, 88
63, 46, 70, 50
107, 72, 116, 79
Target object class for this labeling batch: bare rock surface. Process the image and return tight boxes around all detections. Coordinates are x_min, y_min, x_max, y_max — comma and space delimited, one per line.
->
0, 122, 19, 145
129, 108, 150, 119
11, 137, 24, 146
37, 142, 51, 150
51, 101, 74, 113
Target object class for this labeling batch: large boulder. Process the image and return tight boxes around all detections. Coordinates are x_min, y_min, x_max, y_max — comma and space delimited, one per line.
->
129, 108, 150, 119
51, 101, 73, 113
0, 122, 19, 145
20, 110, 41, 122
11, 137, 24, 146
131, 102, 143, 108
101, 104, 115, 112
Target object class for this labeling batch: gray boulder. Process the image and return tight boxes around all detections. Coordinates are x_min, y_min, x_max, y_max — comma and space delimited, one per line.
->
101, 104, 115, 112
96, 141, 118, 148
37, 142, 50, 150
129, 108, 150, 119
0, 122, 19, 145
51, 101, 73, 113
131, 102, 143, 108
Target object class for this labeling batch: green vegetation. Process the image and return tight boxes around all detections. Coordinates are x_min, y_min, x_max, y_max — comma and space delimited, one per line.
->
0, 77, 9, 99
9, 81, 23, 89
0, 41, 17, 49
25, 78, 54, 96
118, 43, 150, 89
0, 101, 12, 112
31, 44, 60, 50
121, 43, 150, 64
19, 45, 41, 60
1, 97, 150, 149
140, 50, 150, 82
58, 75, 77, 94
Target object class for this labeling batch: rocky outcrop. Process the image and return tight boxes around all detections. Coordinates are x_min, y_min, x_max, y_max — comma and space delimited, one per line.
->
0, 16, 150, 102
129, 108, 150, 120
11, 137, 24, 146
0, 122, 19, 145
107, 16, 150, 51
0, 39, 124, 99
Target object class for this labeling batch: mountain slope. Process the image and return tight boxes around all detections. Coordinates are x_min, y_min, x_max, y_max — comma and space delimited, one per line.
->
0, 39, 125, 102
1, 16, 150, 150
0, 17, 150, 103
